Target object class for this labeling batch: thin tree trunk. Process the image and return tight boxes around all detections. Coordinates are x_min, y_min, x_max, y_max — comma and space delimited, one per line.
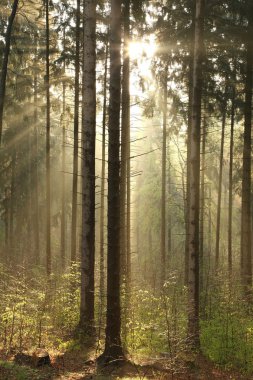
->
33, 40, 40, 265
0, 0, 19, 144
99, 37, 108, 303
45, 0, 51, 276
167, 154, 172, 260
100, 0, 125, 362
80, 0, 96, 333
61, 33, 66, 270
215, 104, 227, 271
187, 0, 205, 348
161, 65, 168, 286
241, 2, 253, 296
120, 0, 130, 279
228, 73, 236, 277
126, 125, 131, 288
199, 111, 206, 291
185, 4, 195, 286
10, 150, 16, 255
71, 0, 80, 263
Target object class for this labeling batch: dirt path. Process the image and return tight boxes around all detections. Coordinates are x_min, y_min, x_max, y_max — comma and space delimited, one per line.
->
1, 351, 252, 379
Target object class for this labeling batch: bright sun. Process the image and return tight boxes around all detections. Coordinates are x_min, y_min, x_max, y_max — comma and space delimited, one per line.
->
128, 36, 156, 60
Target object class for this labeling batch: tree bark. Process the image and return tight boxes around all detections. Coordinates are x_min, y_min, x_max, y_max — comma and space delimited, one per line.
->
33, 51, 40, 265
161, 65, 168, 287
120, 0, 130, 280
241, 2, 253, 296
101, 0, 125, 362
45, 0, 51, 276
215, 103, 226, 271
99, 37, 109, 303
71, 0, 81, 264
80, 0, 96, 333
60, 32, 66, 270
187, 0, 205, 348
0, 0, 19, 144
199, 111, 206, 291
228, 72, 236, 278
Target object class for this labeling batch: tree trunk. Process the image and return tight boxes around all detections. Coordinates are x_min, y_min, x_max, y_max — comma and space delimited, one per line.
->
228, 72, 236, 278
241, 2, 253, 296
167, 154, 172, 260
187, 0, 205, 348
80, 0, 96, 333
60, 33, 66, 270
0, 0, 19, 144
100, 0, 125, 362
71, 0, 80, 264
99, 37, 109, 303
120, 0, 130, 280
45, 0, 51, 276
161, 66, 168, 287
33, 38, 40, 265
215, 104, 226, 271
199, 111, 206, 291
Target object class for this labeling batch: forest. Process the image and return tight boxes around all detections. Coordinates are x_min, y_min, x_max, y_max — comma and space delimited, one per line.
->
0, 0, 252, 379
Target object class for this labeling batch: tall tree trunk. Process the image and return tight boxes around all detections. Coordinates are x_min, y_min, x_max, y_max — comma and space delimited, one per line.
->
10, 150, 16, 256
33, 39, 40, 265
228, 73, 236, 278
100, 0, 125, 362
61, 33, 66, 270
0, 0, 19, 144
120, 0, 130, 279
241, 2, 253, 296
71, 0, 80, 263
215, 104, 226, 271
161, 66, 168, 287
187, 0, 205, 348
80, 0, 96, 333
45, 0, 51, 276
167, 154, 172, 260
185, 4, 195, 286
199, 111, 206, 291
99, 37, 109, 303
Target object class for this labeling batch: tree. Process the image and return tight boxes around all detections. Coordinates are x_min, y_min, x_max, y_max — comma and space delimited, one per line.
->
241, 0, 253, 296
80, 0, 96, 332
120, 0, 130, 282
45, 0, 52, 277
0, 0, 19, 145
215, 98, 227, 271
99, 0, 125, 362
71, 0, 81, 264
187, 0, 205, 348
228, 65, 236, 277
161, 65, 168, 287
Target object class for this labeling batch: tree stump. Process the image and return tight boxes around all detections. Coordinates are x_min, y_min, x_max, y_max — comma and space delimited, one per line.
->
33, 349, 51, 367
14, 349, 51, 367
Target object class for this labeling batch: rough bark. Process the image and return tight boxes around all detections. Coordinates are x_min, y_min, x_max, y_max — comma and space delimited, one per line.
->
215, 104, 226, 271
71, 0, 81, 263
99, 37, 108, 302
0, 0, 19, 144
187, 0, 205, 348
228, 73, 236, 277
100, 0, 125, 362
33, 51, 40, 265
120, 0, 130, 280
199, 111, 206, 291
241, 2, 253, 296
161, 66, 168, 287
61, 36, 66, 270
80, 0, 96, 333
45, 0, 51, 277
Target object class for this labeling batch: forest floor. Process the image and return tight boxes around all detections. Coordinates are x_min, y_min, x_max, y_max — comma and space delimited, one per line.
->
0, 349, 251, 380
